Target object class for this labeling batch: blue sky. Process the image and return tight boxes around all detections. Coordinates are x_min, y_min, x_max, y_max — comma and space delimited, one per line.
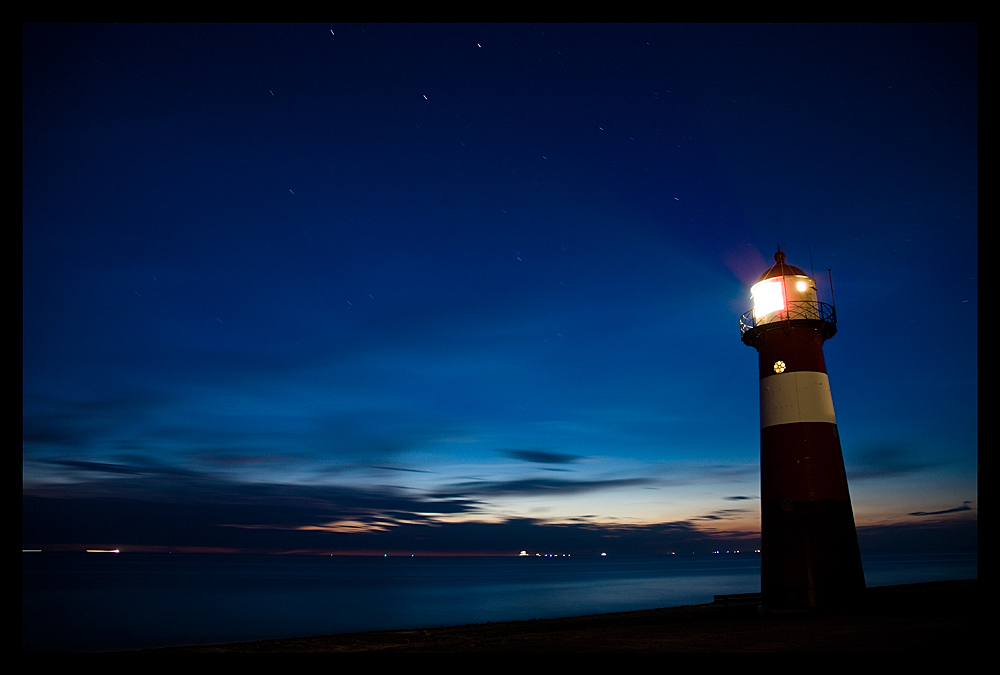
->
23, 24, 976, 555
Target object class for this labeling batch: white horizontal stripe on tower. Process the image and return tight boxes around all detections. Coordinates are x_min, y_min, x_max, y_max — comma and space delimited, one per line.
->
760, 371, 837, 428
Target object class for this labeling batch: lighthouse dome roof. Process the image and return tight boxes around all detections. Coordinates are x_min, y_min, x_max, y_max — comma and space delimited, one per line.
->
757, 250, 806, 282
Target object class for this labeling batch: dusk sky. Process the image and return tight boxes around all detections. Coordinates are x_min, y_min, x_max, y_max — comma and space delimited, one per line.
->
23, 24, 977, 555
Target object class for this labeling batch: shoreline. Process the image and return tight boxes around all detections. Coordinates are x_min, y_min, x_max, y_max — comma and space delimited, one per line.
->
143, 578, 978, 653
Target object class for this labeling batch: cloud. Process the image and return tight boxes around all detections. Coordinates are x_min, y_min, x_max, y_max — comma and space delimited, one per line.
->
46, 458, 199, 478
909, 501, 974, 517
198, 454, 305, 467
22, 494, 758, 556
723, 495, 756, 501
434, 477, 652, 498
501, 449, 583, 464
23, 455, 481, 519
691, 508, 754, 522
369, 465, 434, 473
22, 392, 168, 451
24, 488, 978, 556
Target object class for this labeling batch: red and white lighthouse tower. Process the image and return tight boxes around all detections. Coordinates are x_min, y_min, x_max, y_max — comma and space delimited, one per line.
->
740, 250, 866, 609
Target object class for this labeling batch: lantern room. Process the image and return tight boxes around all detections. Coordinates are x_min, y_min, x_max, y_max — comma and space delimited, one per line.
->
749, 250, 820, 326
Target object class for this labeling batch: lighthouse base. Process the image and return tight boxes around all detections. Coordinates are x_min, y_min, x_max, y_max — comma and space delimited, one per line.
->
761, 498, 867, 609
760, 422, 866, 609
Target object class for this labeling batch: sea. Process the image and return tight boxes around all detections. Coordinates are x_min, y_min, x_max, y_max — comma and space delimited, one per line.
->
22, 551, 977, 652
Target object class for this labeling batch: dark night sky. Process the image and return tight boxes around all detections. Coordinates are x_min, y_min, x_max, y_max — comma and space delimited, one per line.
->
23, 24, 977, 555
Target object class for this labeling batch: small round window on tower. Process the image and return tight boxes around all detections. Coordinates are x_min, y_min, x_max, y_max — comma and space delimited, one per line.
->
774, 360, 786, 373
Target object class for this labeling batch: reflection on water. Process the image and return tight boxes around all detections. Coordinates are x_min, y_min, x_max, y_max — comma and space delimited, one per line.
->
22, 552, 976, 652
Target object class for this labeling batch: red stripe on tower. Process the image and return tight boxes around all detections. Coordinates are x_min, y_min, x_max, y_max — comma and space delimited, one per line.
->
740, 250, 866, 609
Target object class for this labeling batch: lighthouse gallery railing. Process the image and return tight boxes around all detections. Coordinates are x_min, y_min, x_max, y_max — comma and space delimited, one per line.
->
740, 300, 837, 335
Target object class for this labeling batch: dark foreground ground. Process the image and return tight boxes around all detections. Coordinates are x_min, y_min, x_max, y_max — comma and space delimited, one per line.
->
146, 579, 978, 652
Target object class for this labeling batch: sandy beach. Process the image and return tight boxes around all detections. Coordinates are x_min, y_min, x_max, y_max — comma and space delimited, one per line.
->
144, 578, 977, 653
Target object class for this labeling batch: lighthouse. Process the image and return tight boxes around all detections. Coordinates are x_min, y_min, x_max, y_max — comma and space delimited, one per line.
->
740, 250, 866, 609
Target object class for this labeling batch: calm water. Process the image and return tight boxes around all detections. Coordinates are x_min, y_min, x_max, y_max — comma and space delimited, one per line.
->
22, 552, 976, 652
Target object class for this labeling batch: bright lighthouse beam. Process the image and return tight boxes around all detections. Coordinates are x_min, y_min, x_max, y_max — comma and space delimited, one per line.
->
751, 278, 786, 318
